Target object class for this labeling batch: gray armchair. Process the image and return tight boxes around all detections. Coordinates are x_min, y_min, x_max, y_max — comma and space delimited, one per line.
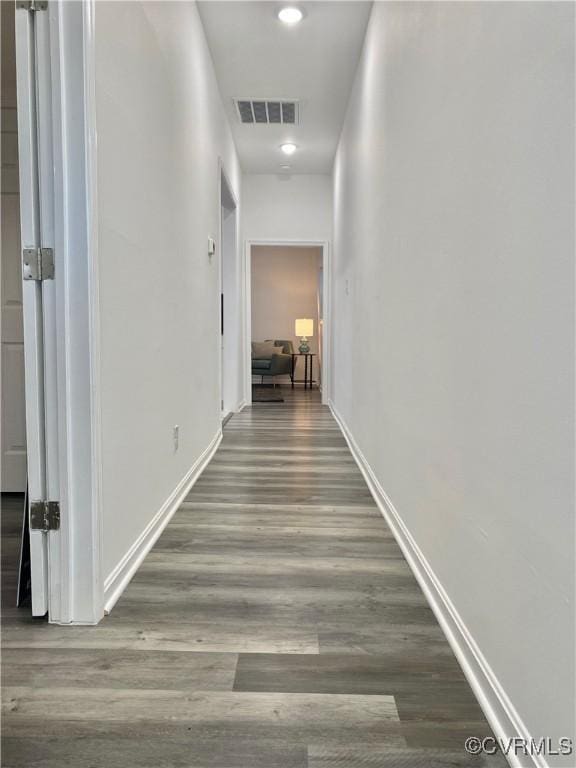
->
252, 339, 294, 385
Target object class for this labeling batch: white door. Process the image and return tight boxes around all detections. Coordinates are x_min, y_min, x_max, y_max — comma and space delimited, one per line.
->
1, 81, 27, 490
14, 1, 60, 616
0, 195, 26, 491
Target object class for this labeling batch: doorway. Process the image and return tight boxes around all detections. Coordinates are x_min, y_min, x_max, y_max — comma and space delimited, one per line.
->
219, 168, 240, 420
245, 241, 330, 406
7, 0, 103, 624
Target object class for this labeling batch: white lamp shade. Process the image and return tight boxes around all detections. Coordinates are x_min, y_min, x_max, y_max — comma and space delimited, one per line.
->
295, 318, 313, 337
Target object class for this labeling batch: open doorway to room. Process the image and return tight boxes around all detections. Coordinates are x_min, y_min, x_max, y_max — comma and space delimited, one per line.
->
248, 243, 327, 405
219, 169, 239, 421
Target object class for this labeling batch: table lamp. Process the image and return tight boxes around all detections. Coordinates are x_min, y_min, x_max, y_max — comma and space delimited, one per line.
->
295, 318, 313, 354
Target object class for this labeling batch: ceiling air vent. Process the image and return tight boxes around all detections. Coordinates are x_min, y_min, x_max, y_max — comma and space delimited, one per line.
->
234, 99, 299, 125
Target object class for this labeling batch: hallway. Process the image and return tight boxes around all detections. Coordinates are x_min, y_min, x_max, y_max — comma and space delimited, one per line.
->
2, 391, 506, 767
1, 0, 573, 763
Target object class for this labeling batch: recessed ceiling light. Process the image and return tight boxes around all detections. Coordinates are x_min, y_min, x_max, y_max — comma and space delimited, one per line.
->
280, 142, 297, 155
278, 7, 303, 24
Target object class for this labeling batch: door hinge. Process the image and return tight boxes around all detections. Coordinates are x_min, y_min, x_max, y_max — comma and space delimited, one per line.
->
16, 0, 48, 10
30, 501, 60, 532
23, 247, 54, 281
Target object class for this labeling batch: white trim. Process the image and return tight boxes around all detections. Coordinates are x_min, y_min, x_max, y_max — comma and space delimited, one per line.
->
218, 159, 242, 418
243, 239, 331, 406
329, 400, 543, 768
48, 0, 102, 624
103, 428, 223, 614
36, 0, 62, 619
243, 240, 252, 404
83, 0, 104, 627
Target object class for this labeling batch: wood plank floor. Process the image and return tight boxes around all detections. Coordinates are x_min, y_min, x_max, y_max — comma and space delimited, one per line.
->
1, 387, 507, 767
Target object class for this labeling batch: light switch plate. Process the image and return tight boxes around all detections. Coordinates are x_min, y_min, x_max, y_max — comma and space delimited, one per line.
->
208, 237, 216, 257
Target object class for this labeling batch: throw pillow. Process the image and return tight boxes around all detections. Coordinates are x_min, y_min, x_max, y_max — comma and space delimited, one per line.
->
251, 341, 278, 359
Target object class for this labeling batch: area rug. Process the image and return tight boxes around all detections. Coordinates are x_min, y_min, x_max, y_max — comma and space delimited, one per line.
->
252, 385, 284, 403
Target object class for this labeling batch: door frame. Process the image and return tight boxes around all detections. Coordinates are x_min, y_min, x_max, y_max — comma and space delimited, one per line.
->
218, 160, 241, 419
15, 0, 51, 615
243, 239, 332, 406
15, 0, 103, 624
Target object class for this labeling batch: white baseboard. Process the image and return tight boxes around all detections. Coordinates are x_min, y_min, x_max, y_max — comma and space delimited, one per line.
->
329, 400, 544, 768
103, 428, 223, 613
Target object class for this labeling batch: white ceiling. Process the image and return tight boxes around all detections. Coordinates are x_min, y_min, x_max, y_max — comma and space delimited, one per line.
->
197, 1, 372, 175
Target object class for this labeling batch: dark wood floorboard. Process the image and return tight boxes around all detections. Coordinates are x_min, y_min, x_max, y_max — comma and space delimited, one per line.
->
1, 388, 507, 766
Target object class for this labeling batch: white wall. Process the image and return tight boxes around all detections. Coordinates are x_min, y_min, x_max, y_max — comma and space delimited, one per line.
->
95, 1, 241, 594
243, 174, 332, 400
251, 246, 322, 382
332, 1, 574, 762
243, 174, 332, 243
